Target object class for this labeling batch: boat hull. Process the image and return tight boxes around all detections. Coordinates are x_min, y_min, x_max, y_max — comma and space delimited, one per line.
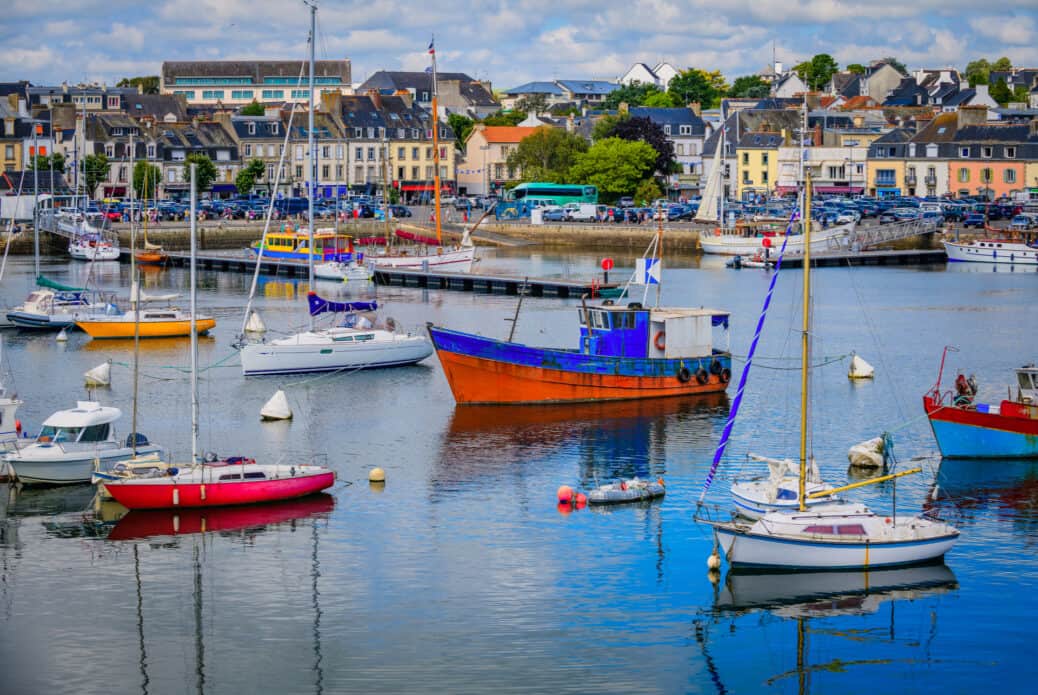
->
135, 251, 168, 265
75, 317, 216, 338
6, 311, 77, 329
5, 444, 165, 485
428, 325, 729, 404
924, 395, 1038, 458
103, 470, 336, 509
366, 246, 475, 272
943, 240, 1038, 265
240, 336, 433, 376
713, 524, 959, 570
700, 224, 853, 256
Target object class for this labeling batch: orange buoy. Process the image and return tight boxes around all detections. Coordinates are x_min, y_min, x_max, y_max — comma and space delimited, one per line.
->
575, 493, 588, 509
557, 485, 574, 503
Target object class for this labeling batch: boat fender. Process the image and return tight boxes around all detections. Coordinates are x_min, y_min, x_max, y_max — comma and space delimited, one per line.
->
290, 466, 296, 476
714, 228, 721, 236
695, 368, 709, 385
620, 481, 628, 491
657, 477, 665, 487
709, 359, 723, 376
627, 302, 643, 310
654, 331, 666, 351
720, 368, 731, 383
677, 366, 692, 383
14, 419, 20, 434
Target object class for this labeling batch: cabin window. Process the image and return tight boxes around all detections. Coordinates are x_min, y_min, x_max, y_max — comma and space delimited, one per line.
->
243, 471, 267, 479
836, 524, 866, 535
219, 473, 242, 480
38, 426, 82, 442
1020, 373, 1033, 390
804, 525, 835, 534
355, 334, 375, 342
776, 489, 798, 500
78, 423, 111, 442
333, 336, 354, 342
590, 310, 609, 329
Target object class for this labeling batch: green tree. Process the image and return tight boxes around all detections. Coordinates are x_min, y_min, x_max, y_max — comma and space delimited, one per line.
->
992, 56, 1013, 72
31, 152, 67, 173
603, 82, 660, 110
633, 178, 662, 206
240, 101, 265, 116
568, 137, 657, 202
591, 112, 629, 141
990, 78, 1013, 106
514, 93, 550, 114
116, 76, 160, 94
447, 113, 475, 151
846, 63, 867, 75
965, 58, 991, 86
728, 75, 770, 99
482, 110, 526, 126
132, 160, 161, 200
599, 116, 675, 177
83, 153, 110, 198
642, 90, 678, 107
794, 54, 840, 91
1013, 84, 1031, 103
667, 69, 727, 109
235, 158, 266, 195
881, 57, 908, 75
184, 153, 218, 192
505, 126, 588, 183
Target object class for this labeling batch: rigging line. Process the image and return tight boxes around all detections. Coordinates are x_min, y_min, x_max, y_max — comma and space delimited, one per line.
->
699, 207, 801, 504
745, 354, 848, 371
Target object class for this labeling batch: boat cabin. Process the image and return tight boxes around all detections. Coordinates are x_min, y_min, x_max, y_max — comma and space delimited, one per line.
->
35, 401, 120, 445
578, 303, 730, 359
258, 228, 357, 261
1016, 365, 1038, 404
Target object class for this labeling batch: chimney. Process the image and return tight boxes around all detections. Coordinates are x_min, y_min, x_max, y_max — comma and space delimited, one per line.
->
367, 89, 383, 110
974, 84, 990, 101
813, 123, 822, 146
321, 91, 343, 116
915, 116, 932, 133
689, 101, 701, 116
781, 128, 790, 145
956, 105, 987, 129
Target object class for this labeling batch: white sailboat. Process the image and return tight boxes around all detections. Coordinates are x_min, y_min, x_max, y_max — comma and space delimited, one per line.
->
238, 6, 432, 377
698, 174, 959, 570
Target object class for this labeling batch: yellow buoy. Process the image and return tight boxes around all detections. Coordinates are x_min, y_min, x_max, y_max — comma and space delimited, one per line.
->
368, 467, 385, 483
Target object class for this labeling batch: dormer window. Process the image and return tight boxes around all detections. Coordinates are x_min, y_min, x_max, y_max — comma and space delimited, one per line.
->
270, 122, 279, 135
247, 122, 256, 135
1006, 146, 1016, 159
960, 147, 970, 158
982, 146, 992, 158
663, 125, 671, 135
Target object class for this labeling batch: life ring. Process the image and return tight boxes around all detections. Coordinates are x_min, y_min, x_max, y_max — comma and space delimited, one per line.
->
695, 368, 709, 385
15, 419, 21, 434
709, 359, 723, 376
38, 435, 51, 443
714, 228, 721, 236
677, 366, 692, 383
720, 368, 731, 383
654, 331, 666, 351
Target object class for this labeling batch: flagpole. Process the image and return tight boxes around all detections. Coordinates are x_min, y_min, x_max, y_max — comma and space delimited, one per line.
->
430, 37, 442, 243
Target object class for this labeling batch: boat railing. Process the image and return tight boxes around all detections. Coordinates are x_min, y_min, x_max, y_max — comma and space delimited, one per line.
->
270, 450, 329, 471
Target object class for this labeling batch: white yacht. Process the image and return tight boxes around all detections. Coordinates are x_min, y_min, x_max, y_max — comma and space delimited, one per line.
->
69, 233, 121, 261
4, 401, 164, 485
943, 236, 1038, 265
6, 285, 115, 329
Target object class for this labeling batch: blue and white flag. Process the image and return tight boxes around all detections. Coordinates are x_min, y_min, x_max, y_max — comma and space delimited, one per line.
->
636, 257, 661, 285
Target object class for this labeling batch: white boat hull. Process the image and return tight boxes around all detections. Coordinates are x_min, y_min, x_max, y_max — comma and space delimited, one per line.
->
5, 443, 165, 485
700, 223, 854, 256
943, 240, 1038, 265
313, 261, 373, 281
240, 333, 433, 376
366, 245, 475, 272
69, 242, 121, 261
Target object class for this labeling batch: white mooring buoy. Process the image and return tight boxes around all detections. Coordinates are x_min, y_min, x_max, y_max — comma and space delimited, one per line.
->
848, 351, 875, 379
260, 389, 292, 420
56, 328, 68, 342
84, 360, 112, 387
245, 310, 267, 334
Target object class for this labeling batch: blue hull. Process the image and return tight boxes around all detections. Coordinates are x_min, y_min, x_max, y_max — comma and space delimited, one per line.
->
249, 248, 358, 262
929, 419, 1038, 458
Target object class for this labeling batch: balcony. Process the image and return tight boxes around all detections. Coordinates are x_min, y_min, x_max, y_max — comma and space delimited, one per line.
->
676, 173, 701, 185
905, 174, 917, 185
875, 178, 897, 187
925, 175, 937, 185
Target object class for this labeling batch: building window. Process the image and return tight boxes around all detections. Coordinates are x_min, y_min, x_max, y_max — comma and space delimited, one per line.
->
412, 147, 420, 160
762, 153, 769, 165
322, 164, 330, 179
118, 165, 127, 182
336, 164, 343, 179
980, 168, 992, 184
216, 150, 230, 162
295, 145, 303, 161
741, 152, 749, 165
247, 122, 256, 135
269, 145, 277, 157
1004, 169, 1016, 184
982, 146, 993, 158
173, 90, 196, 99
958, 167, 969, 183
270, 123, 279, 135
107, 96, 120, 109
679, 125, 692, 135
172, 149, 185, 161
147, 144, 155, 158
367, 147, 375, 161
421, 91, 429, 101
1006, 147, 1016, 159
267, 165, 275, 180
412, 166, 420, 179
105, 144, 115, 157
926, 144, 938, 158
321, 145, 330, 159
875, 169, 896, 186
201, 90, 225, 100
261, 90, 284, 100
663, 125, 671, 135
355, 165, 363, 181
168, 169, 177, 182
243, 144, 252, 156
355, 148, 362, 161
366, 166, 375, 181
397, 167, 404, 179
676, 144, 684, 155
762, 171, 769, 184
960, 147, 970, 158
336, 144, 343, 159
295, 165, 303, 179
231, 90, 254, 100
397, 147, 405, 160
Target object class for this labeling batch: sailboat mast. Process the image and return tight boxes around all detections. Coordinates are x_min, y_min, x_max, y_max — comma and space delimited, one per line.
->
382, 133, 392, 241
130, 129, 140, 454
32, 104, 39, 279
430, 38, 442, 243
654, 202, 663, 308
306, 2, 316, 329
189, 163, 198, 465
719, 123, 725, 230
798, 172, 812, 511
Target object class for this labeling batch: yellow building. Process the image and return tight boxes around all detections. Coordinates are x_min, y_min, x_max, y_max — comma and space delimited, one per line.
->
735, 131, 784, 200
1026, 160, 1038, 201
864, 128, 912, 197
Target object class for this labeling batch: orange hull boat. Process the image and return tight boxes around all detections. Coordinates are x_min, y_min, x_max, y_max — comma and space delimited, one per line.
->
135, 250, 168, 265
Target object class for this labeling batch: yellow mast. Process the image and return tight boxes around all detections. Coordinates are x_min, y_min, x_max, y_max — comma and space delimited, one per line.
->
798, 173, 812, 512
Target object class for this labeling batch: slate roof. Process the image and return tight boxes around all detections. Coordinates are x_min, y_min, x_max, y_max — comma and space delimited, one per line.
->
556, 80, 618, 95
883, 78, 928, 106
0, 82, 30, 98
502, 81, 564, 96
736, 131, 785, 148
122, 93, 189, 121
628, 107, 707, 135
941, 89, 976, 108
0, 170, 72, 194
830, 72, 859, 97
360, 71, 467, 93
954, 123, 1034, 143
752, 97, 801, 109
228, 116, 284, 140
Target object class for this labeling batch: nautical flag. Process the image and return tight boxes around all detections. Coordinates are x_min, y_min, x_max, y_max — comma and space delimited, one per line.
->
428, 38, 435, 55
636, 258, 661, 285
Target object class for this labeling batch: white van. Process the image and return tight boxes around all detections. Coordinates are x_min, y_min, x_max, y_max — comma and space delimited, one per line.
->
563, 202, 597, 221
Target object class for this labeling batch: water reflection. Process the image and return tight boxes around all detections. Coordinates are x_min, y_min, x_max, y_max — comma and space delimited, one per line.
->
927, 458, 1038, 529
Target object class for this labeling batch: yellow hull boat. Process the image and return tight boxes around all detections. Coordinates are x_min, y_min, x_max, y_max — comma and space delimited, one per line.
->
76, 312, 216, 339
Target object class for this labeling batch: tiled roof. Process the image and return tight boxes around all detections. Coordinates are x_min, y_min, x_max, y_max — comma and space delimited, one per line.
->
910, 112, 959, 142
841, 96, 878, 109
479, 126, 542, 143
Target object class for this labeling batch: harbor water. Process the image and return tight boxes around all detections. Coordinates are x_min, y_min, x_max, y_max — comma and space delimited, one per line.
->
1, 248, 1036, 693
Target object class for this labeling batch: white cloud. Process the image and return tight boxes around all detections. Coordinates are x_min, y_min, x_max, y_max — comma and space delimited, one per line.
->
968, 15, 1036, 45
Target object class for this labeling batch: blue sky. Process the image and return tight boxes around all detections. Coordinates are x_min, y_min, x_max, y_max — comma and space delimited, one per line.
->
6, 1, 1038, 90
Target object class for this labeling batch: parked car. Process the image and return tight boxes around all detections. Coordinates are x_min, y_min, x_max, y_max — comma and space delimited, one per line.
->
962, 213, 986, 228
390, 204, 412, 218
1010, 214, 1037, 230
541, 205, 567, 222
563, 202, 597, 222
617, 196, 635, 208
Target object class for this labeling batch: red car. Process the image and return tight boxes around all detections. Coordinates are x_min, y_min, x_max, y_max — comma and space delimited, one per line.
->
102, 210, 122, 222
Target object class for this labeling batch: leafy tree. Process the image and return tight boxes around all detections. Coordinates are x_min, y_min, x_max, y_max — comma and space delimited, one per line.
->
240, 101, 265, 116
31, 152, 66, 173
116, 76, 160, 94
603, 82, 661, 110
505, 127, 588, 183
633, 179, 662, 206
132, 160, 161, 200
184, 153, 218, 192
599, 116, 675, 178
881, 57, 907, 75
1013, 84, 1031, 103
235, 158, 266, 194
965, 58, 991, 86
846, 63, 867, 75
482, 110, 526, 127
514, 93, 550, 115
992, 56, 1013, 72
728, 75, 770, 99
568, 138, 657, 202
447, 113, 475, 151
990, 79, 1013, 106
794, 54, 840, 91
642, 90, 678, 107
591, 113, 629, 141
83, 153, 110, 198
667, 69, 727, 109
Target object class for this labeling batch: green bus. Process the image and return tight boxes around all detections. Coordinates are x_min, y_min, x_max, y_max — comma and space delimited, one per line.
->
507, 183, 598, 205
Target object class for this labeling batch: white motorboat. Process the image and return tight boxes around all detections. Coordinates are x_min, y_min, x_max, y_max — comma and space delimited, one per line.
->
700, 222, 854, 256
587, 477, 665, 505
4, 400, 164, 485
69, 233, 121, 261
240, 296, 432, 376
6, 283, 115, 330
943, 236, 1037, 265
729, 454, 837, 519
364, 243, 476, 272
314, 259, 373, 282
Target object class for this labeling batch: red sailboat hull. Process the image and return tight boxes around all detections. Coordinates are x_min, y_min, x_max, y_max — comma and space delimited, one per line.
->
104, 471, 336, 510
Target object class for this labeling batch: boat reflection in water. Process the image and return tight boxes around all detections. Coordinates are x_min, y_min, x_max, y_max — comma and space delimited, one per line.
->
440, 393, 729, 486
106, 493, 335, 541
926, 457, 1038, 527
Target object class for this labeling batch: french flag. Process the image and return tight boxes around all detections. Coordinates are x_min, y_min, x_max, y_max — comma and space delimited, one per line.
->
428, 38, 435, 55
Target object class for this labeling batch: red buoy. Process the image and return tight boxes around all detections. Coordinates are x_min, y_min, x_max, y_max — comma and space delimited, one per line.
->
557, 485, 574, 504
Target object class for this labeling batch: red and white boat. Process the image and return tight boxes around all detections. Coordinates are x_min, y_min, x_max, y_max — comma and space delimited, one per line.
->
101, 458, 335, 510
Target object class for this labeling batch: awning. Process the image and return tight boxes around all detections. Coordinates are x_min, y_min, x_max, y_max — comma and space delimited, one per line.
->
774, 186, 798, 195
813, 186, 864, 194
211, 184, 236, 193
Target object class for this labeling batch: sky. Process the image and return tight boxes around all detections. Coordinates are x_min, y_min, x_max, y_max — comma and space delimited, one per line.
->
5, 0, 1038, 91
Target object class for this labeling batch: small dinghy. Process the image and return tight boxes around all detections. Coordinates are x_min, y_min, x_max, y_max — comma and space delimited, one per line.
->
587, 477, 665, 505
